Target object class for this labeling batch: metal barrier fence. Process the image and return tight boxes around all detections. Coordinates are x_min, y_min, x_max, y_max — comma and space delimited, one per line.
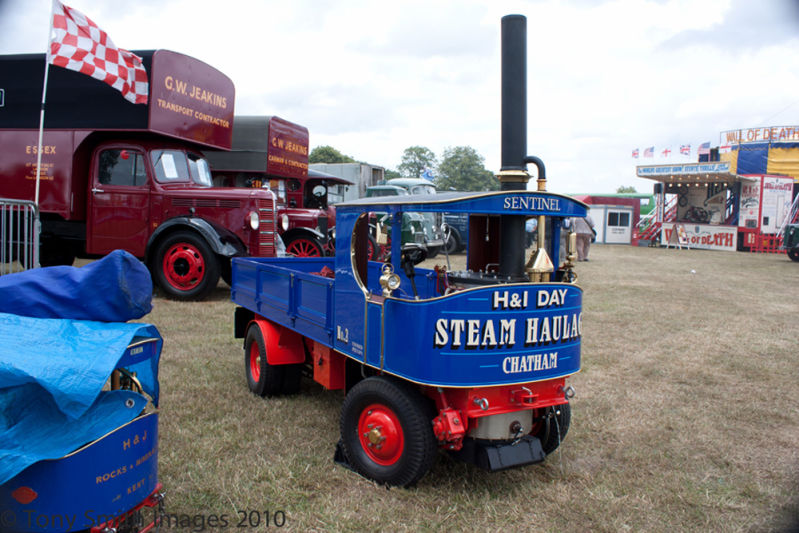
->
1, 198, 40, 275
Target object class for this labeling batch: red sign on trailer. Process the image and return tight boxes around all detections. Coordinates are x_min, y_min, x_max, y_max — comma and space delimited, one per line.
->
266, 116, 309, 179
148, 50, 235, 150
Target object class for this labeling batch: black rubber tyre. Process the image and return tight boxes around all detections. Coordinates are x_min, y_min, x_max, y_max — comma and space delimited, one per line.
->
38, 241, 76, 267
366, 234, 379, 261
444, 229, 461, 254
244, 324, 302, 397
284, 235, 325, 257
533, 403, 571, 455
152, 231, 219, 301
788, 248, 799, 262
340, 376, 437, 487
220, 258, 233, 287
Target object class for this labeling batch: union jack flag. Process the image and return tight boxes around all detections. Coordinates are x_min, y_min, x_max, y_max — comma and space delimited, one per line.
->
632, 148, 639, 158
680, 144, 691, 155
49, 1, 148, 104
644, 146, 654, 158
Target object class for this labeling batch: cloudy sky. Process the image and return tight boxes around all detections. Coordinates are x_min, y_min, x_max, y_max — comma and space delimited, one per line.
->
2, 0, 799, 194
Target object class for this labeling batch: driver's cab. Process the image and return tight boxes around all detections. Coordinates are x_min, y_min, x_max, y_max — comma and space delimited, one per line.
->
329, 190, 588, 380
336, 190, 589, 303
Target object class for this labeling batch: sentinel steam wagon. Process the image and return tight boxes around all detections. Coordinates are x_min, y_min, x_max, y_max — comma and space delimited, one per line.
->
230, 15, 588, 486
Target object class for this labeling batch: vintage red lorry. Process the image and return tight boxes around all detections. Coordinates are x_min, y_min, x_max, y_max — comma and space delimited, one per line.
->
204, 116, 351, 256
0, 50, 278, 300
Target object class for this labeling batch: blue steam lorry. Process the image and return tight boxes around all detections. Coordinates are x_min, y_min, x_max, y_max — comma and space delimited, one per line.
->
229, 15, 589, 486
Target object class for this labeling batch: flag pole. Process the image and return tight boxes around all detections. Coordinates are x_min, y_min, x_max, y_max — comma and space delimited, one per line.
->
34, 0, 57, 207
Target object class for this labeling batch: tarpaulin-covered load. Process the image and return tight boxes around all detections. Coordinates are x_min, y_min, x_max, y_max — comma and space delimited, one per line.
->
0, 251, 161, 486
0, 249, 153, 321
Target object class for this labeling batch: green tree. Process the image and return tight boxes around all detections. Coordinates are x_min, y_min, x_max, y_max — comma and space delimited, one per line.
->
616, 185, 638, 193
384, 168, 401, 181
397, 146, 437, 179
309, 145, 356, 164
436, 146, 499, 191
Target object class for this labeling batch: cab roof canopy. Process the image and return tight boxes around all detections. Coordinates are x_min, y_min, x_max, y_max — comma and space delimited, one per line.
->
338, 190, 588, 217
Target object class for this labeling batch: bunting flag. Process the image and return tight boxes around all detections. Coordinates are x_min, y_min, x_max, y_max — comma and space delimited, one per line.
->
697, 142, 711, 155
49, 0, 148, 104
680, 144, 691, 155
632, 148, 639, 158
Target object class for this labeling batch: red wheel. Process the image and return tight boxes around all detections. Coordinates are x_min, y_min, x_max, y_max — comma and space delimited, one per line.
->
284, 235, 324, 257
152, 231, 219, 300
248, 338, 262, 384
357, 403, 405, 466
340, 376, 436, 486
243, 323, 302, 397
366, 234, 378, 261
162, 242, 205, 290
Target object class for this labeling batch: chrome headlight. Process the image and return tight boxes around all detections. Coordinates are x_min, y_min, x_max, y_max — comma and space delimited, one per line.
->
248, 211, 260, 230
280, 214, 290, 232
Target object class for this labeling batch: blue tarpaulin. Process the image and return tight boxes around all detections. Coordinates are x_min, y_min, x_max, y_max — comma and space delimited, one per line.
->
0, 249, 153, 322
0, 251, 161, 486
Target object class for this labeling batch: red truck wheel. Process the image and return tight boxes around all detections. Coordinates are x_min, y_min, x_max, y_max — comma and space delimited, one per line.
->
284, 236, 324, 257
366, 235, 378, 261
152, 231, 220, 300
532, 403, 571, 455
244, 324, 301, 397
340, 377, 436, 487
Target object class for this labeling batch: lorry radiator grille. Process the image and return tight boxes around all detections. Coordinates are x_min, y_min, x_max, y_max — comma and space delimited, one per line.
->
171, 198, 242, 208
256, 199, 275, 257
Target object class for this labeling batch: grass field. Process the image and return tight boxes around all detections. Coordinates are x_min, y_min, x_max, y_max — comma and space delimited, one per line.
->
147, 244, 799, 532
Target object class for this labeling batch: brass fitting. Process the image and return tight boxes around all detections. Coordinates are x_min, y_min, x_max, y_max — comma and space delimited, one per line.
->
496, 169, 531, 185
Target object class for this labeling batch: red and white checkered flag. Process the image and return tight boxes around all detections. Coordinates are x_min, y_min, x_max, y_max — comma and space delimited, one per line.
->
48, 0, 148, 104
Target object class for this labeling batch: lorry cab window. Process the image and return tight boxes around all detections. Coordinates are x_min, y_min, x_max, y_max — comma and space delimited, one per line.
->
98, 149, 146, 186
412, 185, 436, 195
187, 153, 213, 187
151, 150, 191, 183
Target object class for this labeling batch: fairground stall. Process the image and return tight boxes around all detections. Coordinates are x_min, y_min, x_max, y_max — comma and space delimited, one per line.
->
636, 161, 796, 252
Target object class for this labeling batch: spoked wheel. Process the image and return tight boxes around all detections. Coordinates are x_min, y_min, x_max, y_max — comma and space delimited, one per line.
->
244, 324, 301, 397
340, 376, 436, 487
284, 236, 324, 257
531, 402, 571, 455
366, 234, 379, 261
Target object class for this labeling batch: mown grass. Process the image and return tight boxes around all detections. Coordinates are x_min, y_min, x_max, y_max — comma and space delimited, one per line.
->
145, 245, 799, 532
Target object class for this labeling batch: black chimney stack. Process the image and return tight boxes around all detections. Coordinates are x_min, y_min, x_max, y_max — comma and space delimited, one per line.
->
500, 14, 527, 174
498, 14, 530, 279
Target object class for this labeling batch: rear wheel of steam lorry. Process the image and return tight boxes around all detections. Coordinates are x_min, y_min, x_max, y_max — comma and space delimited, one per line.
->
339, 376, 437, 487
152, 231, 220, 300
244, 323, 302, 397
531, 402, 571, 455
